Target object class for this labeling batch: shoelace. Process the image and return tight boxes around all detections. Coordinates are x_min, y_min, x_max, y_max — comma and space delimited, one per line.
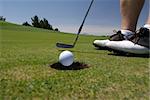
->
110, 30, 124, 39
130, 28, 149, 44
112, 30, 135, 40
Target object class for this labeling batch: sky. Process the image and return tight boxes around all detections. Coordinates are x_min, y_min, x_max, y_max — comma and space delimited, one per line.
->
0, 0, 149, 36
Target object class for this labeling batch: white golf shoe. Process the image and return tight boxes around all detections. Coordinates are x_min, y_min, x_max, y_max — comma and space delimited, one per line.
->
93, 39, 110, 49
105, 28, 150, 55
106, 40, 149, 54
93, 31, 127, 49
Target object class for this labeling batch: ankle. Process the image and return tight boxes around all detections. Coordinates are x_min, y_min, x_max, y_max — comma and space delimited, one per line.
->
121, 30, 134, 39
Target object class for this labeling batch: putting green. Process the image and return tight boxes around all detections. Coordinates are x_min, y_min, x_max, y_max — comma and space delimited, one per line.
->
0, 21, 149, 99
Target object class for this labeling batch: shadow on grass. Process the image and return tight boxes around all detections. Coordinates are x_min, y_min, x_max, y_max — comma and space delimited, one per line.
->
57, 49, 103, 55
57, 48, 149, 58
50, 62, 89, 70
108, 53, 150, 58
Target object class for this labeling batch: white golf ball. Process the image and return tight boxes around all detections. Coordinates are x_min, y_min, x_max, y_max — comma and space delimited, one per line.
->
59, 50, 74, 66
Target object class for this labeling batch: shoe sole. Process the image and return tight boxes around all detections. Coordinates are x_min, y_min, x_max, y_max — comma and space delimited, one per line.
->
107, 47, 150, 57
93, 43, 129, 55
93, 43, 109, 50
107, 47, 127, 55
93, 43, 149, 57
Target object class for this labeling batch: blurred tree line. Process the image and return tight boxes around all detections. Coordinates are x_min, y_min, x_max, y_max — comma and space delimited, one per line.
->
0, 16, 6, 21
22, 15, 59, 31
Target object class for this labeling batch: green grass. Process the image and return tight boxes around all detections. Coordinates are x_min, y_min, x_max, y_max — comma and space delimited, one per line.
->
0, 21, 149, 100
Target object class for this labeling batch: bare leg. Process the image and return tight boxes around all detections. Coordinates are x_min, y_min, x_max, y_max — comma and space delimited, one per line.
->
146, 16, 150, 24
144, 16, 150, 29
120, 0, 145, 32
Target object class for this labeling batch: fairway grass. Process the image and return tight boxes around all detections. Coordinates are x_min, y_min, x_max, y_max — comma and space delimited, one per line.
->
0, 21, 149, 99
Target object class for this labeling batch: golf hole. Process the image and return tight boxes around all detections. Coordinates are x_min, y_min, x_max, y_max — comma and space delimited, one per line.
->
50, 62, 89, 70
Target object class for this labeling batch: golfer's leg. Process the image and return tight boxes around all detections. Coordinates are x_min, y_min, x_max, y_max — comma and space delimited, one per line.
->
146, 16, 150, 24
120, 0, 145, 32
144, 16, 150, 29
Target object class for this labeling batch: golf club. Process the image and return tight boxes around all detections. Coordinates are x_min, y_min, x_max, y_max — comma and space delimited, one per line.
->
56, 0, 94, 48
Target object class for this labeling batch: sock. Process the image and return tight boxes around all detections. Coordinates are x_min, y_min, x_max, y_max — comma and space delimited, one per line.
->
121, 30, 134, 39
143, 24, 150, 30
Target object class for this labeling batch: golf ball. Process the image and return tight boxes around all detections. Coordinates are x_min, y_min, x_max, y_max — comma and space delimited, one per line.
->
59, 50, 74, 66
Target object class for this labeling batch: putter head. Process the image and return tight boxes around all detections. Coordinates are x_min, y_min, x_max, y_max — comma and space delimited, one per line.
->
56, 43, 74, 48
